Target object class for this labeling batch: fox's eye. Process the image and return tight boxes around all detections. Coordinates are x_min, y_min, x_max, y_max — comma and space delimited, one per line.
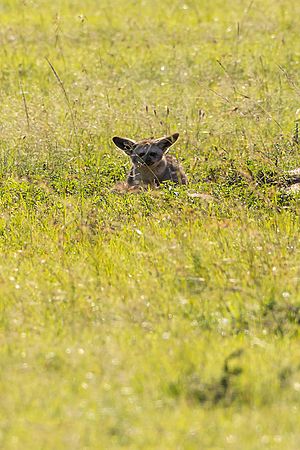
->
149, 151, 157, 157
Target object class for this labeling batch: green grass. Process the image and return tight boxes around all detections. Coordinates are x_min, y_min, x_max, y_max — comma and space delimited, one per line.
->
1, 0, 300, 448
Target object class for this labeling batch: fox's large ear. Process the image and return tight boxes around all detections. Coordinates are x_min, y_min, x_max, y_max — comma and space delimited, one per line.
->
112, 136, 136, 155
156, 133, 179, 152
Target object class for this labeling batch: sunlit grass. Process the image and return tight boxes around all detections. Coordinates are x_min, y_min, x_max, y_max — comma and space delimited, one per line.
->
0, 0, 300, 449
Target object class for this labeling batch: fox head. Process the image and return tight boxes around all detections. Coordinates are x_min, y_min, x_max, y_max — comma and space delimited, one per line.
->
112, 133, 179, 167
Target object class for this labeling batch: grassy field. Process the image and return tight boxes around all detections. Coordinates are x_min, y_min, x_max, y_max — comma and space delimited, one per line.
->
1, 0, 300, 448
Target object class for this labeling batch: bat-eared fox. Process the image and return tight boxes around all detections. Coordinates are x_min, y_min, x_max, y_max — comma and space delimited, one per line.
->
112, 132, 187, 188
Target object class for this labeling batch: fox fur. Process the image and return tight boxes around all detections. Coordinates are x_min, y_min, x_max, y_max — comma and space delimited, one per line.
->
112, 133, 187, 187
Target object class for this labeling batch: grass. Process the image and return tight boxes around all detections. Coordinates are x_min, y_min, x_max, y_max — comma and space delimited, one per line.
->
1, 0, 300, 448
